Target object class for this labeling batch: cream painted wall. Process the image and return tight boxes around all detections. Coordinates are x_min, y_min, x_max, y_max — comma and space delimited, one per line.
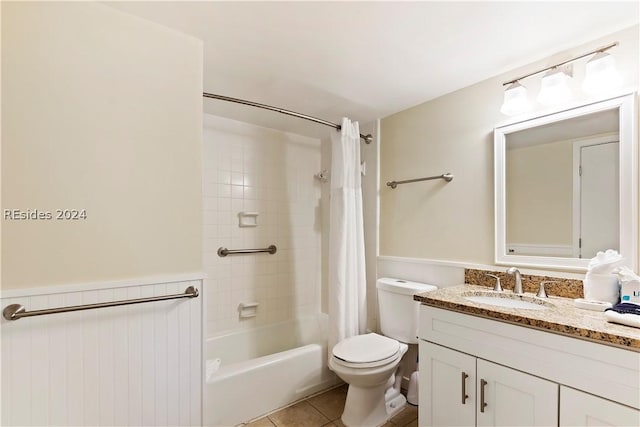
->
506, 140, 573, 246
380, 25, 639, 267
1, 2, 203, 289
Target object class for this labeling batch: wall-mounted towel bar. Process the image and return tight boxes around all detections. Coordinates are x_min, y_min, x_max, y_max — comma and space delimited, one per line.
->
217, 244, 277, 257
2, 286, 199, 321
386, 173, 454, 189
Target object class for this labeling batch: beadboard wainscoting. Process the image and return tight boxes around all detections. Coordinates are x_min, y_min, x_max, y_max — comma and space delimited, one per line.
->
0, 277, 203, 426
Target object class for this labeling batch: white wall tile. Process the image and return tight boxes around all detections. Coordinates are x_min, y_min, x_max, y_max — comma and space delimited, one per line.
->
203, 114, 322, 337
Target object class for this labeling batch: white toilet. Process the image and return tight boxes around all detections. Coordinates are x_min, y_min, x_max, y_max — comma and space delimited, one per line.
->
329, 278, 437, 427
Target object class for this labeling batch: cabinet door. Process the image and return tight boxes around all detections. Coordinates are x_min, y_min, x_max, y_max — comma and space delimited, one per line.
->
419, 341, 476, 427
476, 359, 558, 427
560, 386, 640, 426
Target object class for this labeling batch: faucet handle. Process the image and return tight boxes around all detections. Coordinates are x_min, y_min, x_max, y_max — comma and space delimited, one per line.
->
537, 281, 557, 298
486, 274, 503, 292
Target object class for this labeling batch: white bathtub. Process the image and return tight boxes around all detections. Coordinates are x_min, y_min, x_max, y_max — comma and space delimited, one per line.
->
204, 314, 339, 426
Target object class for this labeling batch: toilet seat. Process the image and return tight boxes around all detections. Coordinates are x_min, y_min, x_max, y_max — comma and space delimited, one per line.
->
332, 333, 402, 368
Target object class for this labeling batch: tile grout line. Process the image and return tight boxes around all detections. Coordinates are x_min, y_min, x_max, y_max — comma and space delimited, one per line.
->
254, 384, 347, 426
245, 383, 416, 427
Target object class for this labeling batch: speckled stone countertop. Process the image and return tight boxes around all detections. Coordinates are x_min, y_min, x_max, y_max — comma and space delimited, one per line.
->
414, 285, 640, 351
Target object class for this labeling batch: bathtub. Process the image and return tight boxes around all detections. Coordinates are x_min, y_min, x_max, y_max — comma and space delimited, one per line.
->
204, 313, 339, 426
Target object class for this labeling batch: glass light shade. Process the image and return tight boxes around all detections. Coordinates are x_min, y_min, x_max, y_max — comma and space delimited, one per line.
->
582, 51, 622, 94
537, 68, 572, 105
500, 82, 531, 115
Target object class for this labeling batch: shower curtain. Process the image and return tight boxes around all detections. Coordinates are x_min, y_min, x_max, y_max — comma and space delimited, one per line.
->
328, 117, 367, 355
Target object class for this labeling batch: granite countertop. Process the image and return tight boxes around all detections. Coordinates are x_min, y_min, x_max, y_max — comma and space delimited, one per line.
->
415, 284, 640, 351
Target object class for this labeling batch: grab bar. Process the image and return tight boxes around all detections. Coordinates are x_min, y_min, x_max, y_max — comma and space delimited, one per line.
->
2, 286, 199, 321
386, 173, 454, 189
217, 245, 277, 257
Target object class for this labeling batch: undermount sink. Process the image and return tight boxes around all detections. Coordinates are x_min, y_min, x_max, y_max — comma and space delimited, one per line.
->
463, 291, 551, 310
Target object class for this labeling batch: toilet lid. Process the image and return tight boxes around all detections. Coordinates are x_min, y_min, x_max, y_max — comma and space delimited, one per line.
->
332, 333, 400, 364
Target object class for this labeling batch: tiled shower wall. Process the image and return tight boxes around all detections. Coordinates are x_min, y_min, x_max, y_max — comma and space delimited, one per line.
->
203, 114, 323, 336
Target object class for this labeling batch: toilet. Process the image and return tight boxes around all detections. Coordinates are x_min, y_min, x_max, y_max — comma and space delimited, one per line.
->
329, 278, 438, 427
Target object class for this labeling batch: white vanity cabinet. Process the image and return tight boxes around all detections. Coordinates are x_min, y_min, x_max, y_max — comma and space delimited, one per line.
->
420, 341, 476, 426
560, 387, 640, 427
420, 341, 557, 427
418, 305, 640, 427
476, 359, 557, 426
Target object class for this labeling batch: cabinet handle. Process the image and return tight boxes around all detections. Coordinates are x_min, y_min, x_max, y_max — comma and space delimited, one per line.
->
480, 379, 488, 413
461, 372, 469, 404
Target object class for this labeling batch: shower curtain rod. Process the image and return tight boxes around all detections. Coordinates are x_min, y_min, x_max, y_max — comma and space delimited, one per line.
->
203, 92, 373, 144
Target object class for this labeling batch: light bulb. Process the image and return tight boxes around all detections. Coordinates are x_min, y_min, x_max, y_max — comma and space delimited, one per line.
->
500, 82, 531, 116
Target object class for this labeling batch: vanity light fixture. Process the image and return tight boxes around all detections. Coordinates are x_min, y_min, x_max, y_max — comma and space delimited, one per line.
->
537, 66, 573, 105
582, 51, 622, 94
500, 81, 531, 115
500, 42, 619, 115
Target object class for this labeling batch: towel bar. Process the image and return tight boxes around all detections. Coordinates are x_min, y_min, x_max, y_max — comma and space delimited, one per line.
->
386, 173, 454, 189
2, 286, 199, 321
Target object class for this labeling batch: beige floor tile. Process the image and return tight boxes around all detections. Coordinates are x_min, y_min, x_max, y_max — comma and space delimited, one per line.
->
308, 386, 347, 421
269, 401, 330, 427
333, 419, 346, 427
389, 404, 418, 426
245, 417, 276, 427
321, 417, 346, 427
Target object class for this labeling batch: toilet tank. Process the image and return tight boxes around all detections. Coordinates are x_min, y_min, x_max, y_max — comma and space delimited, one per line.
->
377, 277, 438, 344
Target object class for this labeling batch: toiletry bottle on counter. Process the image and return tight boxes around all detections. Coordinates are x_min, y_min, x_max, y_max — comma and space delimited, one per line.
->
618, 267, 640, 304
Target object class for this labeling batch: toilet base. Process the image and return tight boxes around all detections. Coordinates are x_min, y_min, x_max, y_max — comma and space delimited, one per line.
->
341, 383, 407, 427
386, 389, 407, 419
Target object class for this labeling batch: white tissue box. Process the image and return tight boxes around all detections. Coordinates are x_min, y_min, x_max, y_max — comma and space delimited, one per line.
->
583, 272, 619, 305
620, 279, 640, 304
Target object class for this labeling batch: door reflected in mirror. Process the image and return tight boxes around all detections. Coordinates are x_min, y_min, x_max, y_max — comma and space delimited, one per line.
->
494, 93, 637, 271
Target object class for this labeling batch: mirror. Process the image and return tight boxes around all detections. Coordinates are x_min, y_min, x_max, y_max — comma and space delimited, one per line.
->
494, 93, 637, 271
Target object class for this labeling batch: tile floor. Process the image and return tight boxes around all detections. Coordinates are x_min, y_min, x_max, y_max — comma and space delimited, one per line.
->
243, 384, 418, 427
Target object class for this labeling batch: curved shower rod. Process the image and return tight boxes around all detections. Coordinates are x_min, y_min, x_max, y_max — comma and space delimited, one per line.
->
203, 92, 373, 144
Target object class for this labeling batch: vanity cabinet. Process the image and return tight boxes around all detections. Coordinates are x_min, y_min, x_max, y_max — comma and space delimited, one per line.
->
418, 305, 640, 427
560, 386, 640, 427
476, 359, 557, 426
421, 341, 557, 426
420, 342, 476, 426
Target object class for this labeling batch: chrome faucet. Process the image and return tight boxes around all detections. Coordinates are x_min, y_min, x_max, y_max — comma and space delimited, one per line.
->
506, 267, 524, 294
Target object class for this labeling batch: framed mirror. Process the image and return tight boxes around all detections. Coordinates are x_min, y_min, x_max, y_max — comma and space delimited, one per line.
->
494, 93, 637, 271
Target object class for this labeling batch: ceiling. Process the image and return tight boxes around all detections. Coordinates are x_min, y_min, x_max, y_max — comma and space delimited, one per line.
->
105, 1, 639, 139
